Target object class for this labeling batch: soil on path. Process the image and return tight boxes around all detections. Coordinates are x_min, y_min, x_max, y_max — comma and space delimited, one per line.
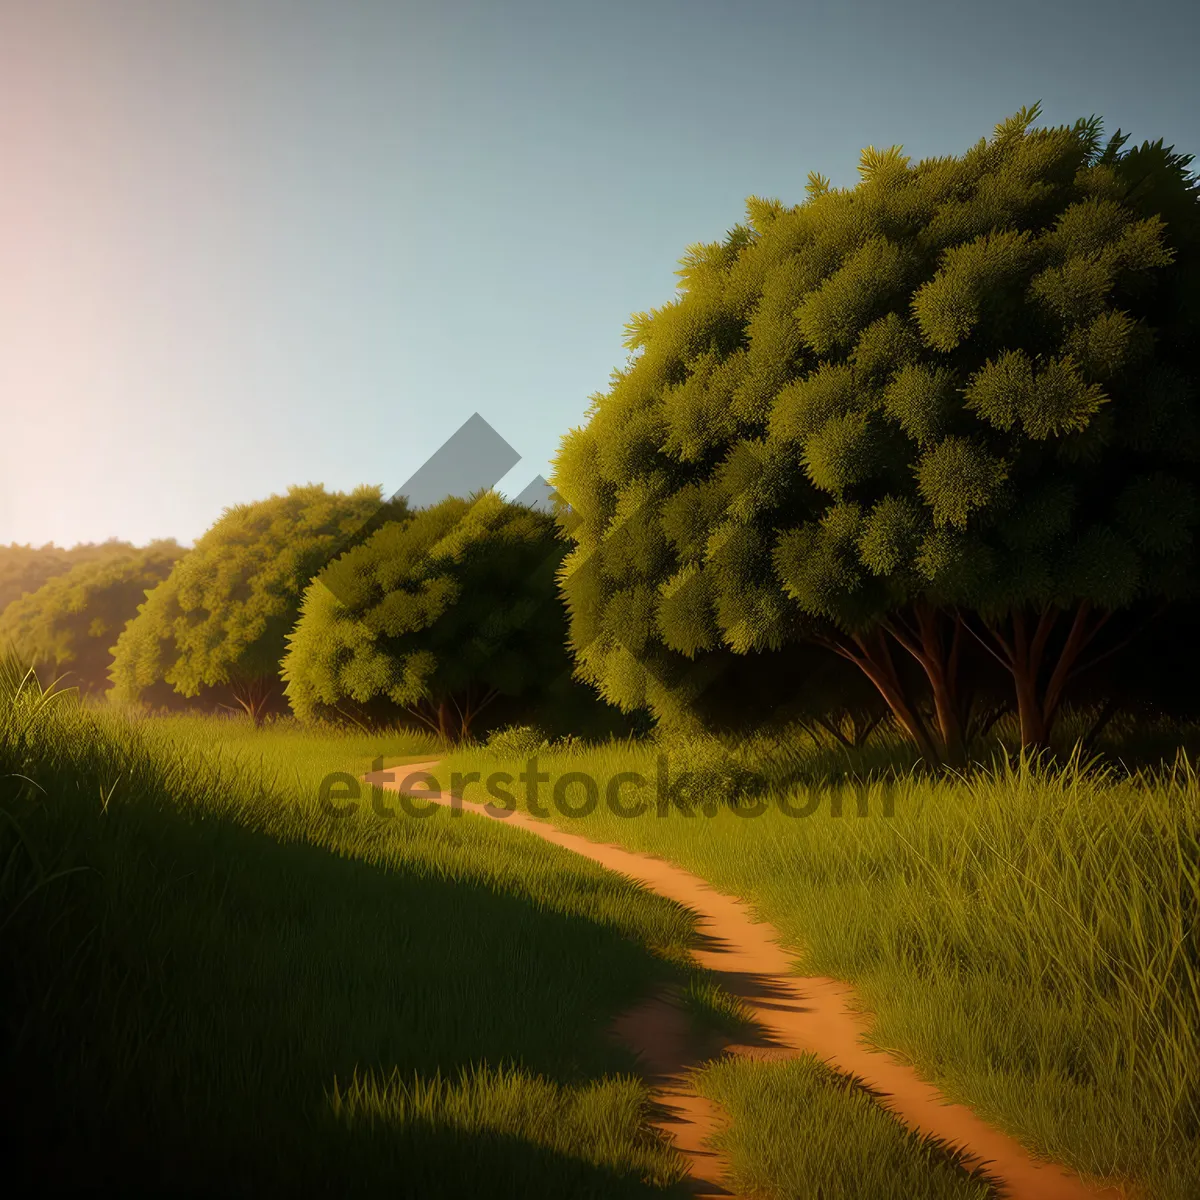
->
365, 761, 1125, 1200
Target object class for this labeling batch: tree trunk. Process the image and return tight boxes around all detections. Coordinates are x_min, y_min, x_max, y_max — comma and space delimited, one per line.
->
879, 605, 969, 767
407, 687, 499, 745
1012, 658, 1047, 748
1007, 608, 1047, 749
1041, 602, 1107, 733
834, 628, 942, 765
972, 603, 1110, 752
913, 606, 967, 768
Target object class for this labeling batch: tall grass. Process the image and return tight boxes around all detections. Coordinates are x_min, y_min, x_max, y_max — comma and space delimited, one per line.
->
443, 733, 1200, 1198
0, 671, 705, 1196
696, 1055, 993, 1200
3, 686, 1011, 1198
135, 710, 440, 794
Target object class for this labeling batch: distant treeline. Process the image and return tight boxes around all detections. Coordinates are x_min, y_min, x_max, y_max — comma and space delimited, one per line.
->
0, 488, 627, 742
0, 539, 144, 614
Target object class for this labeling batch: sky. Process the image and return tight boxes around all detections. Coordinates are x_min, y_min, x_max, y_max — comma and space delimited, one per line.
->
1, 0, 1197, 547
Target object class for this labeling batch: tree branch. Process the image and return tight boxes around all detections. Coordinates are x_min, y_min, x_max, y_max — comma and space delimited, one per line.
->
1043, 602, 1103, 726
881, 616, 925, 666
852, 712, 884, 747
1029, 605, 1059, 673
815, 714, 854, 747
958, 611, 1014, 671
1062, 602, 1166, 685
983, 614, 1016, 664
404, 701, 444, 736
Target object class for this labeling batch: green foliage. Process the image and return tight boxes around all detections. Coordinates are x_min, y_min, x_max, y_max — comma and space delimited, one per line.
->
282, 492, 576, 740
857, 496, 925, 577
774, 505, 871, 626
796, 235, 914, 355
914, 437, 1009, 529
0, 542, 183, 694
964, 350, 1107, 437
883, 363, 958, 446
0, 539, 137, 618
110, 485, 389, 718
553, 107, 1200, 735
911, 228, 1038, 351
801, 410, 881, 496
769, 362, 857, 442
485, 723, 552, 757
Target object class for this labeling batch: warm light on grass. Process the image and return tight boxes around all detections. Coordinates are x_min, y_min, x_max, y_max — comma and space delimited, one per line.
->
443, 733, 1200, 1199
695, 1054, 996, 1200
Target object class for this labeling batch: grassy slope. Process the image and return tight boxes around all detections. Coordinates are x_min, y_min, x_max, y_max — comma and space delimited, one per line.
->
3, 703, 708, 1198
441, 736, 1200, 1199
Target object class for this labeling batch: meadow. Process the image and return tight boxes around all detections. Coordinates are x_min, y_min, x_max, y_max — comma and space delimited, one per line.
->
3, 675, 999, 1198
5, 653, 1199, 1199
3, 680, 698, 1197
441, 727, 1200, 1200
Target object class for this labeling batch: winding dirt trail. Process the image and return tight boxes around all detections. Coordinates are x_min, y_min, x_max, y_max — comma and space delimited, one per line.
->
365, 761, 1124, 1200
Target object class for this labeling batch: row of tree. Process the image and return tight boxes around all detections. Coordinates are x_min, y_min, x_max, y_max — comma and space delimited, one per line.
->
1, 486, 618, 740
3, 108, 1197, 759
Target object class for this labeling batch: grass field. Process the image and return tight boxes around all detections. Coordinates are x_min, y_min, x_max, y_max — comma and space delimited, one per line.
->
2, 682, 1007, 1198
3, 688, 706, 1197
136, 710, 441, 787
7, 669, 1197, 1197
441, 730, 1200, 1200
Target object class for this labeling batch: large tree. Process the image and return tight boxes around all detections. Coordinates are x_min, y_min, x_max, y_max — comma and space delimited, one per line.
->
553, 107, 1200, 761
110, 485, 396, 723
282, 491, 578, 741
0, 541, 183, 695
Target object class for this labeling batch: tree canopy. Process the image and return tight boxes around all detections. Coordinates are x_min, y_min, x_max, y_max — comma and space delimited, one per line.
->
552, 107, 1200, 761
282, 491, 577, 741
110, 485, 396, 722
0, 540, 138, 620
0, 541, 183, 695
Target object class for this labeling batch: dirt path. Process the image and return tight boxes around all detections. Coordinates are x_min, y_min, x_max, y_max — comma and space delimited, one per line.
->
366, 762, 1124, 1200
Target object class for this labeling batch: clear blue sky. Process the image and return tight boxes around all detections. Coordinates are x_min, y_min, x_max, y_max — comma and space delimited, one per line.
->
2, 0, 1196, 546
